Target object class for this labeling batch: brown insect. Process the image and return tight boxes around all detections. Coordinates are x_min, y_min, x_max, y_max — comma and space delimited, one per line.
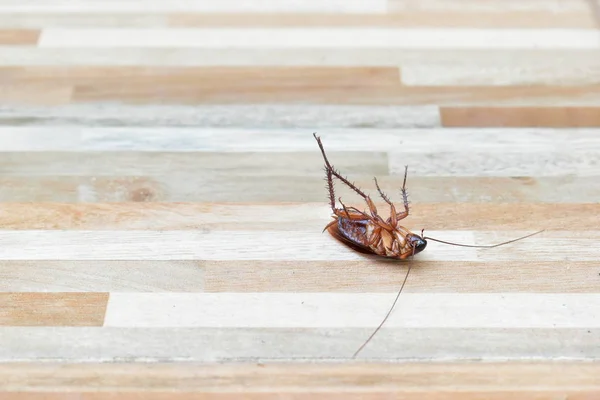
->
313, 132, 544, 358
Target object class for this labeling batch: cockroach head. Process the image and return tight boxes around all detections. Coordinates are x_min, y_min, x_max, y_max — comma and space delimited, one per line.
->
407, 233, 427, 255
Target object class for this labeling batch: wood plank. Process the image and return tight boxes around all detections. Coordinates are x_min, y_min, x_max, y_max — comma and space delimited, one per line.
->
102, 292, 600, 328
0, 327, 599, 362
0, 104, 441, 129
0, 84, 72, 105
387, 0, 595, 12
400, 64, 600, 86
2, 127, 598, 153
169, 11, 600, 29
441, 106, 600, 127
2, 12, 596, 29
0, 261, 204, 292
1, 362, 599, 396
0, 293, 108, 326
0, 48, 596, 68
0, 152, 389, 177
0, 66, 401, 87
0, 259, 595, 293
0, 230, 593, 262
0, 29, 39, 44
0, 203, 597, 231
70, 83, 600, 106
1, 176, 599, 203
202, 260, 598, 293
37, 28, 600, 49
0, 0, 387, 13
388, 151, 600, 176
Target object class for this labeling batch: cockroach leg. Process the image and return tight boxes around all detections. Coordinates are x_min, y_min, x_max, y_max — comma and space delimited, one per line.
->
374, 176, 398, 226
313, 133, 372, 207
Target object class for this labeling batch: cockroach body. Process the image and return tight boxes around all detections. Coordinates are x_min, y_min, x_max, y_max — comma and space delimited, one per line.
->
314, 132, 426, 260
313, 132, 544, 358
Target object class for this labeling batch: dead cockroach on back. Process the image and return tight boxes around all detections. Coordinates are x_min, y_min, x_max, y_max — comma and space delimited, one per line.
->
313, 132, 544, 358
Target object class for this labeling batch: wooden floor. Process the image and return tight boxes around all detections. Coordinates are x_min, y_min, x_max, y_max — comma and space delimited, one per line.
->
2, 1, 600, 398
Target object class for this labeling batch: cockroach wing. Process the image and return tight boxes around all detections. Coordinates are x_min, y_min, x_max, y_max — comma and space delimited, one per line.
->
326, 217, 376, 255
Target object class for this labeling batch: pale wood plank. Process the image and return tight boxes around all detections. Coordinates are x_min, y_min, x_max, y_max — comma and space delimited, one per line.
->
0, 0, 387, 13
0, 152, 389, 177
1, 176, 599, 203
441, 106, 600, 127
1, 66, 401, 87
2, 12, 597, 29
0, 84, 72, 105
0, 203, 596, 231
1, 362, 599, 394
0, 260, 595, 293
102, 292, 600, 328
169, 11, 600, 29
401, 64, 600, 86
388, 0, 594, 12
0, 230, 594, 261
0, 104, 440, 129
388, 151, 600, 176
0, 261, 204, 292
0, 327, 599, 362
202, 260, 598, 293
69, 83, 600, 106
0, 293, 107, 326
37, 28, 600, 50
0, 48, 596, 68
3, 127, 598, 152
0, 29, 38, 44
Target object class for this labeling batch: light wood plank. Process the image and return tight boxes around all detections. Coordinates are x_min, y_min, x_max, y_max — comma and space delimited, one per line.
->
441, 106, 600, 127
0, 29, 38, 44
2, 362, 600, 396
0, 261, 204, 292
0, 203, 597, 231
0, 259, 595, 293
69, 83, 600, 106
388, 151, 600, 176
102, 292, 600, 329
37, 28, 600, 49
3, 127, 599, 152
0, 48, 596, 68
0, 293, 108, 326
202, 260, 598, 293
0, 230, 594, 261
1, 176, 599, 203
0, 327, 599, 362
0, 84, 72, 105
0, 0, 387, 13
2, 12, 598, 29
401, 64, 600, 86
0, 152, 389, 177
0, 104, 441, 128
388, 0, 595, 12
169, 11, 600, 29
0, 66, 401, 87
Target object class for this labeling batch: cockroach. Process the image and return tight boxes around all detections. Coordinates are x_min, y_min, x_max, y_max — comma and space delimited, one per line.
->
312, 132, 544, 358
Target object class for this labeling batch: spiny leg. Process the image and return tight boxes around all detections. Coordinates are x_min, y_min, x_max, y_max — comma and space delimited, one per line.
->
313, 133, 392, 229
374, 176, 398, 226
393, 165, 411, 221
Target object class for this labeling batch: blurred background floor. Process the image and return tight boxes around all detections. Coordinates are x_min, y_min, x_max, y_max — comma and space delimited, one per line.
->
1, 0, 600, 398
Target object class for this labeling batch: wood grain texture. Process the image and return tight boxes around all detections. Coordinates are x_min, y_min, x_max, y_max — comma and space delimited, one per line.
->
0, 29, 39, 44
0, 293, 108, 326
1, 362, 599, 399
1, 1, 599, 397
441, 106, 600, 127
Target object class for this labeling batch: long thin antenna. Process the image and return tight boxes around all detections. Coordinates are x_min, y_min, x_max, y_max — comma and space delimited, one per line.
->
423, 229, 545, 248
352, 253, 414, 358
